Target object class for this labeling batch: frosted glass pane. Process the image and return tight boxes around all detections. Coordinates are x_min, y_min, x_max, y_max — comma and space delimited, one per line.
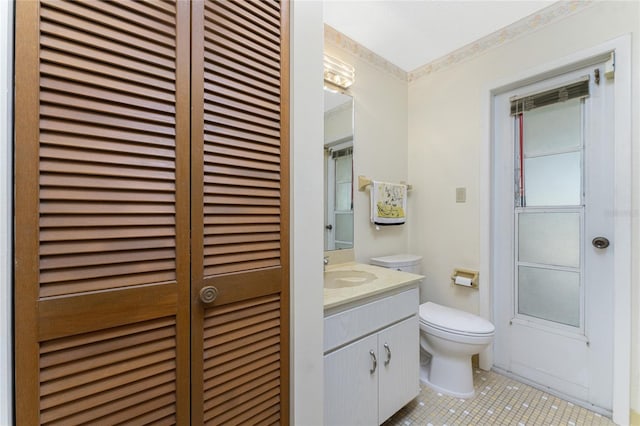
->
518, 213, 580, 267
518, 266, 580, 327
523, 99, 581, 157
335, 183, 352, 211
335, 156, 352, 182
525, 151, 581, 206
335, 213, 353, 243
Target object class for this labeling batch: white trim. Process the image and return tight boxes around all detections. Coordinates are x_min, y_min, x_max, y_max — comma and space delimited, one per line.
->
0, 1, 12, 424
480, 35, 632, 425
291, 1, 325, 424
324, 24, 407, 83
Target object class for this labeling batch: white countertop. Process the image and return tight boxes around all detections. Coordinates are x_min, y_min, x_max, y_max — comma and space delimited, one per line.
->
323, 262, 424, 311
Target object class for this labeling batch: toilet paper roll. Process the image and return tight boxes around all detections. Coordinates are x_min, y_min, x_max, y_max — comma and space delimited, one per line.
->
454, 275, 473, 287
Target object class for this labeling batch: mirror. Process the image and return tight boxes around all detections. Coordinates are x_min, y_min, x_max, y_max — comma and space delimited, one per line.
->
324, 89, 354, 250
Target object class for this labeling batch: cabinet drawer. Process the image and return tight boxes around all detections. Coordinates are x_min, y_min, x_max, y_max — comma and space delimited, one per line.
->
324, 286, 418, 353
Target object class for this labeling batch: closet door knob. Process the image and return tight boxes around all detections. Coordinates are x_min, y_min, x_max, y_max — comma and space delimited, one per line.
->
199, 286, 219, 304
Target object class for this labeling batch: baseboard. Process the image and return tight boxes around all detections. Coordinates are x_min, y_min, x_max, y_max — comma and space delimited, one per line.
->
491, 366, 612, 418
630, 409, 640, 426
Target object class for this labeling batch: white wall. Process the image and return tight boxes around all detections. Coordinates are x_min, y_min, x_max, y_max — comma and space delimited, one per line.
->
407, 0, 640, 417
0, 1, 12, 424
291, 1, 325, 424
324, 40, 409, 264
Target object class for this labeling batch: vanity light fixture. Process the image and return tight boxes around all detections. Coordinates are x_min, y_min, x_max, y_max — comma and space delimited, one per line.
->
323, 54, 355, 90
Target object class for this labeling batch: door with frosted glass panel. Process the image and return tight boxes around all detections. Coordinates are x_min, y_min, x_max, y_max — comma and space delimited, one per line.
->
493, 62, 614, 412
327, 144, 354, 250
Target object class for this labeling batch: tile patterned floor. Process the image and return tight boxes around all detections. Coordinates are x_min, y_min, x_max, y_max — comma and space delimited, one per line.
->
383, 370, 614, 426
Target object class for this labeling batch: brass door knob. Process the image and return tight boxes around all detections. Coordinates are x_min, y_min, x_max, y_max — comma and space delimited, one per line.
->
199, 286, 218, 304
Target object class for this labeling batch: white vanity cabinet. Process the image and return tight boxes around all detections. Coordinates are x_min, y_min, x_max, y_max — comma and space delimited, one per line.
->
324, 286, 419, 425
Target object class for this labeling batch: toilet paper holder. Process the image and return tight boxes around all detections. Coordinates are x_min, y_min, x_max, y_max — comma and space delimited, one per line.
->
451, 268, 479, 289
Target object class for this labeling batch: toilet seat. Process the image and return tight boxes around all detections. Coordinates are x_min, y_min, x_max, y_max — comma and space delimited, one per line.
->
419, 301, 495, 337
420, 319, 494, 338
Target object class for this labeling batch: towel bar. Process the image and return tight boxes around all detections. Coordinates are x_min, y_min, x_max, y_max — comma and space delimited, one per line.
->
357, 175, 413, 192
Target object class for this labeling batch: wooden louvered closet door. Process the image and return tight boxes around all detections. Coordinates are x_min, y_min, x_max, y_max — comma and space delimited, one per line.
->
14, 0, 289, 424
190, 1, 290, 424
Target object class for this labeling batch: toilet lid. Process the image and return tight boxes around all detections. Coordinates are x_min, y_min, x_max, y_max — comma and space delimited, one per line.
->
419, 302, 495, 335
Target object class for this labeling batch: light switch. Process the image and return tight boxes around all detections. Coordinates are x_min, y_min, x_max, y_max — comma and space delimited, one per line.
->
456, 187, 466, 203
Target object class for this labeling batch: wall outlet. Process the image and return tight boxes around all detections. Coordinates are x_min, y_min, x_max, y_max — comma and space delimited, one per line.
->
456, 187, 466, 203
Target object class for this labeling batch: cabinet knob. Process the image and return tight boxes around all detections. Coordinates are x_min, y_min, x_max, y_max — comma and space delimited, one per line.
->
369, 350, 377, 374
199, 286, 218, 304
383, 343, 391, 366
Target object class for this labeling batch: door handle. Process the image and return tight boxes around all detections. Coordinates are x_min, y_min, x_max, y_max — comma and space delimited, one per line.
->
383, 343, 391, 366
369, 350, 377, 374
592, 237, 610, 249
325, 224, 333, 230
199, 286, 219, 304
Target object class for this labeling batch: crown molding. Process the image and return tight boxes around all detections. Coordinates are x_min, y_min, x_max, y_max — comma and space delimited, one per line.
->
324, 24, 408, 82
408, 1, 595, 83
324, 2, 595, 85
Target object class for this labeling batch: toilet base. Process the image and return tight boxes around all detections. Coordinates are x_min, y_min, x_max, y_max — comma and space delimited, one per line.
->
420, 375, 475, 399
419, 350, 476, 399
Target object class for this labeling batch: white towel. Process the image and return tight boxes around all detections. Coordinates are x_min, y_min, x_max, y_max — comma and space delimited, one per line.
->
370, 181, 407, 225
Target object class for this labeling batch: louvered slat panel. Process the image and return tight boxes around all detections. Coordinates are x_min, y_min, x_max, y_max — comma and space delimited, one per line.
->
191, 0, 288, 423
40, 215, 174, 229
16, 0, 190, 424
41, 0, 175, 48
40, 175, 175, 192
41, 202, 174, 215
203, 295, 281, 425
246, 0, 281, 20
205, 17, 279, 66
40, 248, 175, 271
41, 76, 176, 113
204, 232, 280, 246
204, 370, 280, 415
206, 166, 279, 182
205, 145, 279, 163
39, 0, 178, 299
40, 272, 177, 298
41, 0, 176, 60
40, 237, 175, 256
39, 318, 177, 425
207, 103, 280, 130
214, 1, 280, 45
204, 81, 280, 114
41, 92, 176, 126
41, 119, 176, 147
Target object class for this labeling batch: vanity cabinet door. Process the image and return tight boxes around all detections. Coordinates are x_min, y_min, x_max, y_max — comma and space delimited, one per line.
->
378, 316, 420, 423
324, 334, 379, 426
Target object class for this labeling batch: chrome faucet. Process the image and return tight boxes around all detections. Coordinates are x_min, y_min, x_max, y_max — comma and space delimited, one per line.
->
323, 256, 329, 271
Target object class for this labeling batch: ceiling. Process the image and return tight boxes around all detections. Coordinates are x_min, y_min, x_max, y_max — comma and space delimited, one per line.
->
323, 0, 555, 72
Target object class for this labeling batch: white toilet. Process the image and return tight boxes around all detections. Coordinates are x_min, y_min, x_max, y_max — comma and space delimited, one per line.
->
370, 254, 495, 399
419, 301, 494, 398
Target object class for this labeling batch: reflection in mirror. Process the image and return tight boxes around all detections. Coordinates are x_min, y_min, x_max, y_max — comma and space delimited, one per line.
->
324, 89, 354, 251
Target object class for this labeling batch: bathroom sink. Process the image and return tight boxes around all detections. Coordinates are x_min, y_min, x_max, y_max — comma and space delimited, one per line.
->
324, 270, 377, 289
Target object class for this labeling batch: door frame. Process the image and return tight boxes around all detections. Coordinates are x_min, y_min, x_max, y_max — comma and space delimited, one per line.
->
0, 0, 13, 423
479, 35, 632, 425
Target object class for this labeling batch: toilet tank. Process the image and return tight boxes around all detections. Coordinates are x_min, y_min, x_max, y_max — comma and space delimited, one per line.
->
370, 254, 422, 274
